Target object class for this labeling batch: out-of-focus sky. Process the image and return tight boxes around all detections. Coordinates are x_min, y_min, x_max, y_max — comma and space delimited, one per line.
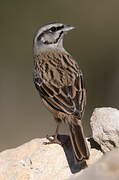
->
0, 0, 119, 151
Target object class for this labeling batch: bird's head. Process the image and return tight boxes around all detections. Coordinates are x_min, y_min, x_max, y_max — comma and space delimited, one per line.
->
33, 22, 75, 54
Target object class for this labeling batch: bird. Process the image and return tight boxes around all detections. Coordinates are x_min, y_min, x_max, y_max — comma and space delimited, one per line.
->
33, 22, 90, 163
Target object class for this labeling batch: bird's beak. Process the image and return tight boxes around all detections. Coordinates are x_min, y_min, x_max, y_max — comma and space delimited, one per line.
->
63, 25, 75, 32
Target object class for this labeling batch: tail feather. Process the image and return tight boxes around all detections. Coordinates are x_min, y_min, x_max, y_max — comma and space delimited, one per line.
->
66, 117, 90, 163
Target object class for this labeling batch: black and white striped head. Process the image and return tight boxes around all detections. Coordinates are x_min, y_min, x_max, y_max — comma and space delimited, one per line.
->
34, 23, 75, 54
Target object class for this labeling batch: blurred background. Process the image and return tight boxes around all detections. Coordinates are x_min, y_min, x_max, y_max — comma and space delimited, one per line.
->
0, 0, 119, 151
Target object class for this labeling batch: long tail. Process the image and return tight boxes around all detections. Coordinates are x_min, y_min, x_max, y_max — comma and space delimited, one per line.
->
66, 116, 90, 163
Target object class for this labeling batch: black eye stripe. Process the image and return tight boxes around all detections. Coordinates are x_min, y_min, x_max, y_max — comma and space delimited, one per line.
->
49, 25, 64, 32
36, 25, 64, 43
50, 26, 57, 32
57, 25, 64, 31
37, 25, 64, 41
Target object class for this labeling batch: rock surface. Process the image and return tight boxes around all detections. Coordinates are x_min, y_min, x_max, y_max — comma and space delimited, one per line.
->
1, 107, 119, 180
90, 107, 119, 152
0, 137, 102, 180
70, 148, 119, 180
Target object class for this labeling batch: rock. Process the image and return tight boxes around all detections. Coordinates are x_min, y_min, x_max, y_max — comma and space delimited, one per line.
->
0, 138, 71, 180
0, 137, 102, 180
69, 148, 119, 180
86, 138, 103, 166
90, 107, 119, 152
1, 107, 119, 179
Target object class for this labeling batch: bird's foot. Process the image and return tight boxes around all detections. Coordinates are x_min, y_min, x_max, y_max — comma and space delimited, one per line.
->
44, 134, 62, 145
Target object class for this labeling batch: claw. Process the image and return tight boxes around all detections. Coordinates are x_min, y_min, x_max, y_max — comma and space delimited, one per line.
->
44, 134, 62, 145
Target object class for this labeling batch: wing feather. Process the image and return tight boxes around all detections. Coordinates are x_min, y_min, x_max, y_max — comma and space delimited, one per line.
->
33, 51, 86, 118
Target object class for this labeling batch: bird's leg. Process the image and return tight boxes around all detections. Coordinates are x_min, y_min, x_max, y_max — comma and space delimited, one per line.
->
45, 123, 62, 145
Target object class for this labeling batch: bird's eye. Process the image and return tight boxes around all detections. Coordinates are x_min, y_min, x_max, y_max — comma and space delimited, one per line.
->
49, 26, 57, 32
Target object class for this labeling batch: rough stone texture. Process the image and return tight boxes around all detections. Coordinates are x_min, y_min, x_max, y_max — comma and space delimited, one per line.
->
1, 107, 119, 179
90, 107, 119, 152
0, 137, 102, 180
69, 148, 119, 180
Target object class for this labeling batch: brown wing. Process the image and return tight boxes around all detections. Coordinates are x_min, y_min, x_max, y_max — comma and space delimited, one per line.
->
33, 51, 86, 119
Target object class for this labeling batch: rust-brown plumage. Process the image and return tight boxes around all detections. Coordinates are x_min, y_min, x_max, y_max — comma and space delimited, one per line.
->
33, 23, 89, 163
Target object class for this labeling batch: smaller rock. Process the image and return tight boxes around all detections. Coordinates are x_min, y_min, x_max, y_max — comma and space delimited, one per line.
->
90, 107, 119, 152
